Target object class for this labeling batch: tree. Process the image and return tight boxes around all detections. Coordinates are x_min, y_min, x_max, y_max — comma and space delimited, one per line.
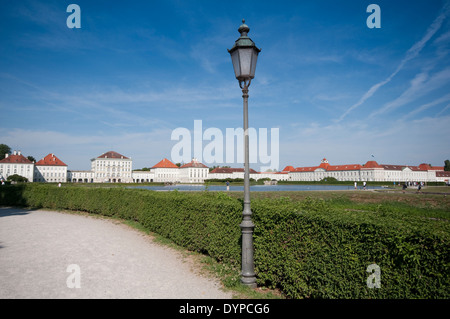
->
0, 144, 11, 160
445, 160, 450, 171
27, 156, 36, 163
209, 165, 230, 172
7, 174, 28, 183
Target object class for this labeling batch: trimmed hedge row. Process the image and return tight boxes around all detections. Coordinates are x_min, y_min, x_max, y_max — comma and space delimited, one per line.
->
1, 184, 449, 298
252, 197, 449, 298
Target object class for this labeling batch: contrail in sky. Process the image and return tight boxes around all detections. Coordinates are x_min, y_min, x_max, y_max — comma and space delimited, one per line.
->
336, 1, 450, 122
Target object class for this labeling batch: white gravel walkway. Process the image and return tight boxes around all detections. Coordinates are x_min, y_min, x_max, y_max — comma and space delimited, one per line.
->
0, 207, 232, 299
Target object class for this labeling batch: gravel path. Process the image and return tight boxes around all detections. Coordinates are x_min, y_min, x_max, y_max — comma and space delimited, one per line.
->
0, 207, 233, 299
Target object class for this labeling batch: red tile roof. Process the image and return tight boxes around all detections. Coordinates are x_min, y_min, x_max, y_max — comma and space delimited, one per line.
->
0, 153, 33, 164
97, 151, 129, 159
287, 159, 446, 173
152, 158, 179, 169
419, 164, 444, 171
294, 166, 317, 172
180, 159, 208, 168
35, 153, 67, 166
418, 163, 432, 170
318, 162, 330, 169
436, 171, 450, 177
406, 166, 423, 171
363, 161, 383, 169
380, 164, 403, 170
327, 164, 362, 171
210, 167, 259, 174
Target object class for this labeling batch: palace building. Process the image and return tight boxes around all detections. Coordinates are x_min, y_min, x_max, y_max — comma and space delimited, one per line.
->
150, 158, 179, 183
34, 153, 68, 183
2, 148, 449, 185
0, 150, 34, 182
91, 151, 133, 183
282, 158, 449, 183
179, 158, 210, 183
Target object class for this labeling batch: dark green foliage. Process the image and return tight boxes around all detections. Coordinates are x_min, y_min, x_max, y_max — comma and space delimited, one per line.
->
6, 174, 28, 182
1, 184, 448, 298
251, 197, 449, 298
445, 159, 450, 172
0, 144, 11, 160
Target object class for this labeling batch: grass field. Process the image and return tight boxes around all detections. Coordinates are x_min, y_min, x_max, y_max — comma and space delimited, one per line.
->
227, 187, 450, 220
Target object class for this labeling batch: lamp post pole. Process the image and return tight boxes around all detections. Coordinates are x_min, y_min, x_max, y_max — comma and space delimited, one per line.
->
240, 81, 256, 288
228, 20, 260, 288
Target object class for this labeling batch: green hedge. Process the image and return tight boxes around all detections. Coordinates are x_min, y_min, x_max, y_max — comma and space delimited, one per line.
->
1, 184, 448, 298
252, 197, 449, 298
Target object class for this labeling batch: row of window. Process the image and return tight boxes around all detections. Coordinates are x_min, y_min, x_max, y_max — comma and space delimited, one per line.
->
0, 165, 65, 172
0, 165, 31, 171
94, 160, 131, 166
95, 173, 130, 177
290, 170, 434, 181
95, 168, 131, 172
189, 169, 208, 178
35, 172, 66, 178
38, 166, 66, 171
35, 178, 66, 182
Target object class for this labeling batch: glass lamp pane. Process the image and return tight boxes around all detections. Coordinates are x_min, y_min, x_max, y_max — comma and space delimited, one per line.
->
238, 48, 253, 78
230, 50, 241, 78
250, 49, 259, 78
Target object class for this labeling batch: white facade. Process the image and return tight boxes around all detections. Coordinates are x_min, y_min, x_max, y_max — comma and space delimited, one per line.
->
34, 166, 67, 183
34, 153, 68, 183
257, 172, 290, 181
68, 170, 95, 183
150, 158, 181, 183
285, 159, 448, 183
152, 167, 180, 183
208, 168, 289, 181
132, 171, 155, 183
0, 151, 34, 182
179, 159, 209, 183
91, 151, 133, 183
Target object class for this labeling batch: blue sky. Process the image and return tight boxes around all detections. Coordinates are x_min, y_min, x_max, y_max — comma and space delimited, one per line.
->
1, 0, 449, 171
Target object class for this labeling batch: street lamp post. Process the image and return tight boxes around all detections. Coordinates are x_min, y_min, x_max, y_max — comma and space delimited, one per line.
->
228, 19, 261, 288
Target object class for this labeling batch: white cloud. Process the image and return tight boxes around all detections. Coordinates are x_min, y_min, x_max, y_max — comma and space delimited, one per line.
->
336, 3, 450, 122
403, 93, 450, 119
437, 103, 450, 116
0, 128, 174, 170
370, 67, 450, 118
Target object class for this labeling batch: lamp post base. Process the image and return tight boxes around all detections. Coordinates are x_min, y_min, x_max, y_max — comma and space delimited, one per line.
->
241, 277, 257, 288
240, 218, 256, 288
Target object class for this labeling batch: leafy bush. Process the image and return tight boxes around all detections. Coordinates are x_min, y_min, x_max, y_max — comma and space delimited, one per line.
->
6, 174, 28, 182
0, 184, 448, 298
251, 197, 449, 298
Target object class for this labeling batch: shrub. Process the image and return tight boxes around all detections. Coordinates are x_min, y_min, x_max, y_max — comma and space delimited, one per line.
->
0, 184, 448, 298
6, 174, 28, 183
